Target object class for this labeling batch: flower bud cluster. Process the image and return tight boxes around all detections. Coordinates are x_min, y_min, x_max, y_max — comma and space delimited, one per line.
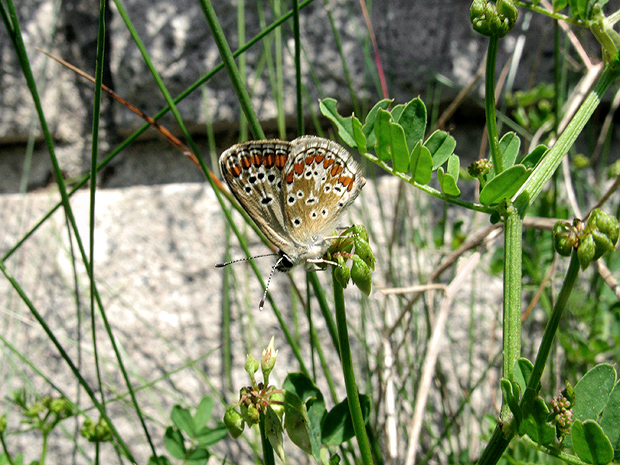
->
326, 224, 374, 295
468, 158, 492, 181
553, 209, 619, 270
224, 337, 283, 439
549, 390, 574, 441
470, 0, 519, 38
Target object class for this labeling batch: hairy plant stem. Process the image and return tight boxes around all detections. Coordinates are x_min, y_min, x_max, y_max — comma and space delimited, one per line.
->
478, 252, 581, 465
332, 272, 373, 465
501, 205, 522, 421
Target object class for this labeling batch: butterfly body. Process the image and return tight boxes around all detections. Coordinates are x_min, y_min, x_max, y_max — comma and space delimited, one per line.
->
219, 136, 365, 271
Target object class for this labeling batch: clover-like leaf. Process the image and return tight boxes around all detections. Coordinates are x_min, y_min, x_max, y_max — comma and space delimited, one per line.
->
283, 391, 313, 455
395, 98, 427, 152
572, 420, 614, 465
319, 99, 356, 148
362, 99, 393, 147
375, 108, 393, 162
322, 395, 371, 446
437, 167, 461, 197
425, 130, 456, 169
171, 405, 196, 437
520, 395, 555, 445
409, 141, 433, 184
390, 122, 410, 172
164, 426, 186, 460
479, 165, 531, 206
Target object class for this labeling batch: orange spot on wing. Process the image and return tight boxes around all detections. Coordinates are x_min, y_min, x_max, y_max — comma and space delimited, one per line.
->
240, 156, 252, 169
285, 171, 295, 184
315, 154, 325, 163
294, 162, 304, 175
323, 158, 334, 169
339, 176, 353, 190
275, 153, 287, 169
305, 154, 315, 165
230, 164, 242, 177
263, 153, 275, 168
331, 164, 343, 176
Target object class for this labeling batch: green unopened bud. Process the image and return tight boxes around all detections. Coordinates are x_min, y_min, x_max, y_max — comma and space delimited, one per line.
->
351, 255, 372, 296
346, 224, 369, 243
261, 336, 278, 383
334, 255, 351, 288
246, 404, 260, 425
224, 406, 245, 439
578, 234, 596, 270
468, 158, 492, 180
591, 209, 619, 245
354, 237, 376, 271
553, 221, 577, 256
470, 0, 518, 38
592, 230, 615, 260
50, 398, 73, 419
245, 354, 259, 382
81, 417, 112, 443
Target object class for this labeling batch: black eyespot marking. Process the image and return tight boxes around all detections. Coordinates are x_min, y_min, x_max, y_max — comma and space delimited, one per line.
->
324, 184, 332, 193
321, 208, 329, 217
257, 172, 265, 180
310, 211, 318, 219
297, 190, 305, 198
261, 196, 273, 205
249, 175, 257, 184
268, 173, 276, 183
306, 197, 317, 205
244, 186, 253, 194
287, 195, 296, 205
292, 217, 302, 227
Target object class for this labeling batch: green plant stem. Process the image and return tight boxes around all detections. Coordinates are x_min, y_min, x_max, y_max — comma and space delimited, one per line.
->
0, 433, 15, 465
514, 53, 620, 213
198, 0, 265, 140
485, 36, 503, 173
526, 251, 580, 394
332, 272, 373, 465
477, 251, 581, 465
501, 205, 522, 421
259, 414, 276, 465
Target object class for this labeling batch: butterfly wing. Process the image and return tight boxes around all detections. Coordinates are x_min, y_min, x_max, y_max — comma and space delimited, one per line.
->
282, 136, 366, 246
219, 140, 295, 253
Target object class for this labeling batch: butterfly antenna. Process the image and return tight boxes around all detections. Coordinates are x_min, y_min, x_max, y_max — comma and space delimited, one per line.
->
215, 253, 278, 268
259, 255, 286, 311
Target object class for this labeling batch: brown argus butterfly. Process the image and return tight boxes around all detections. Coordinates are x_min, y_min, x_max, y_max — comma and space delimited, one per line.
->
217, 136, 366, 308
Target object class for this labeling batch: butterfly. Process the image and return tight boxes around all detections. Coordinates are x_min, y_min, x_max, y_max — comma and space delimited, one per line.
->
217, 136, 365, 304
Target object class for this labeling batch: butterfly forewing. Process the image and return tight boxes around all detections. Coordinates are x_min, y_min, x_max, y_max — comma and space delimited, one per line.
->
219, 140, 293, 252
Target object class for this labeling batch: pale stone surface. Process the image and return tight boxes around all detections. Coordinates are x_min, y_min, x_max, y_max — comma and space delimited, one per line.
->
0, 177, 505, 463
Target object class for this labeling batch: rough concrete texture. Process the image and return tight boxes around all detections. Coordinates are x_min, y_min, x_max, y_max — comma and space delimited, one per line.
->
0, 0, 559, 191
